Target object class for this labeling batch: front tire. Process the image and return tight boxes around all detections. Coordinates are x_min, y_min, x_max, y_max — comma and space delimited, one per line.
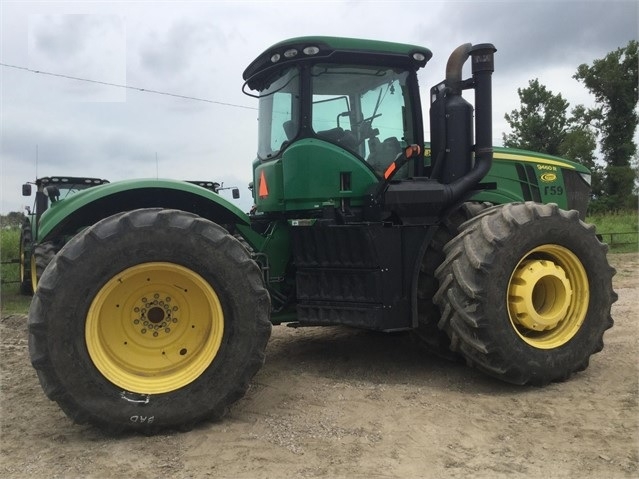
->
29, 208, 271, 433
434, 202, 616, 386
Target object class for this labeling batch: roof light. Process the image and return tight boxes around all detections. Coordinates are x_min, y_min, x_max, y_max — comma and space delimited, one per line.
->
284, 48, 298, 58
412, 52, 426, 62
303, 46, 320, 55
270, 53, 281, 63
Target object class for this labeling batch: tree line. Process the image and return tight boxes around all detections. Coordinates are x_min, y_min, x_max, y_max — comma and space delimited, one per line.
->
503, 40, 638, 212
0, 212, 25, 229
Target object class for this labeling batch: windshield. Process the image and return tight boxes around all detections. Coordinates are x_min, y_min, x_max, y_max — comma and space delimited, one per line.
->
257, 67, 300, 160
311, 64, 414, 177
256, 63, 416, 176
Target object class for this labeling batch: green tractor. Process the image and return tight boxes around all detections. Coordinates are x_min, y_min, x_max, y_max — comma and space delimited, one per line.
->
28, 37, 616, 434
19, 176, 110, 294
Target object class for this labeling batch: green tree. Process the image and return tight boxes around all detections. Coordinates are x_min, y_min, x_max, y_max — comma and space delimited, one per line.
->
574, 40, 639, 210
503, 78, 570, 155
559, 105, 605, 202
0, 212, 25, 228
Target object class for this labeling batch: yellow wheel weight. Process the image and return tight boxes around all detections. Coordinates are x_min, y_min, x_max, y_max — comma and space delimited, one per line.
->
86, 262, 224, 394
507, 245, 589, 349
19, 241, 26, 285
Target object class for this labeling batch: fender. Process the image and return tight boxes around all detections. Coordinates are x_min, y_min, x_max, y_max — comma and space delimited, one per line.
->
36, 178, 256, 245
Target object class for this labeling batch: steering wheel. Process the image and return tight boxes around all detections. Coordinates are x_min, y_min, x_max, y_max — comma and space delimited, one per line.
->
355, 113, 382, 145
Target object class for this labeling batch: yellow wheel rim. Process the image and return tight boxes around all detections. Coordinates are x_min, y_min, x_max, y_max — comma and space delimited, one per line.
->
19, 242, 26, 285
507, 245, 589, 349
86, 262, 224, 394
30, 254, 38, 292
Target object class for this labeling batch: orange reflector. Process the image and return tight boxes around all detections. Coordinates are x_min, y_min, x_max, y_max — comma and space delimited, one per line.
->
384, 163, 396, 179
258, 171, 269, 198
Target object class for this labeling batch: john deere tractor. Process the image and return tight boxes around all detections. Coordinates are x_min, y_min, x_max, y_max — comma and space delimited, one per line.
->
28, 37, 616, 434
19, 176, 109, 294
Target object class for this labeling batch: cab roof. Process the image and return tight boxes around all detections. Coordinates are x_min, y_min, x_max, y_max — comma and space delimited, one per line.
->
243, 36, 433, 91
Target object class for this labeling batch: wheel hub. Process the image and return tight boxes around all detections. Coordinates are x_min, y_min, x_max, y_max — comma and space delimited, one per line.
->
132, 294, 179, 337
509, 259, 572, 331
506, 244, 589, 350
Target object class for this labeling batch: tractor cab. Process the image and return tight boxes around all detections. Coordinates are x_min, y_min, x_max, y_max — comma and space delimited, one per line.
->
243, 37, 431, 216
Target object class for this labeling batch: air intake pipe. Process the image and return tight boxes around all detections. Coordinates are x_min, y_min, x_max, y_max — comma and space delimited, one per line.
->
429, 43, 496, 205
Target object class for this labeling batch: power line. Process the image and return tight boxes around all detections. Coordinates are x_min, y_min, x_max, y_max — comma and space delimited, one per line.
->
0, 62, 257, 110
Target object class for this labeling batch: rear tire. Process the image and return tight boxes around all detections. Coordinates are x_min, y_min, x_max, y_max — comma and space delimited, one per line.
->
434, 202, 616, 386
414, 202, 490, 357
30, 242, 58, 293
29, 208, 271, 433
19, 220, 33, 295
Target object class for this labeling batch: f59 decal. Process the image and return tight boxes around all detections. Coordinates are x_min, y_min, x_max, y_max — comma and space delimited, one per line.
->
544, 185, 564, 196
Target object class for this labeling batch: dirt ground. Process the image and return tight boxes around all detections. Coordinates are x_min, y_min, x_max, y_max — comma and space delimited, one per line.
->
1, 253, 637, 479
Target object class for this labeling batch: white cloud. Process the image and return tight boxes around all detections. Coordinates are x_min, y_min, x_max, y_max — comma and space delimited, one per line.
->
28, 13, 126, 101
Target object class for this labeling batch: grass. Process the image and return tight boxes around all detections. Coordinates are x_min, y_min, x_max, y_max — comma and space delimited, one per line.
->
0, 227, 32, 315
0, 210, 637, 316
587, 210, 639, 253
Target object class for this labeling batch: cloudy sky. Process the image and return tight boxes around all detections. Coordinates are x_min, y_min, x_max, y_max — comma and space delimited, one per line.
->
1, 0, 637, 213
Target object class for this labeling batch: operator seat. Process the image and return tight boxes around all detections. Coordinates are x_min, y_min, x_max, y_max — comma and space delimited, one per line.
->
317, 127, 359, 152
367, 137, 408, 179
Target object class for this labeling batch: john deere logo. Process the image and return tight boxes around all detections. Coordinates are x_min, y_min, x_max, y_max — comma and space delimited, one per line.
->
540, 173, 557, 182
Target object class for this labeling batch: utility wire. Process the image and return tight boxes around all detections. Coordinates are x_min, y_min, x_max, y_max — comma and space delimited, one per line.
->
0, 62, 257, 110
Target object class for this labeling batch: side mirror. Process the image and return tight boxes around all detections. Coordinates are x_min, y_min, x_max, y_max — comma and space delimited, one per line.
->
232, 188, 240, 199
22, 184, 32, 196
